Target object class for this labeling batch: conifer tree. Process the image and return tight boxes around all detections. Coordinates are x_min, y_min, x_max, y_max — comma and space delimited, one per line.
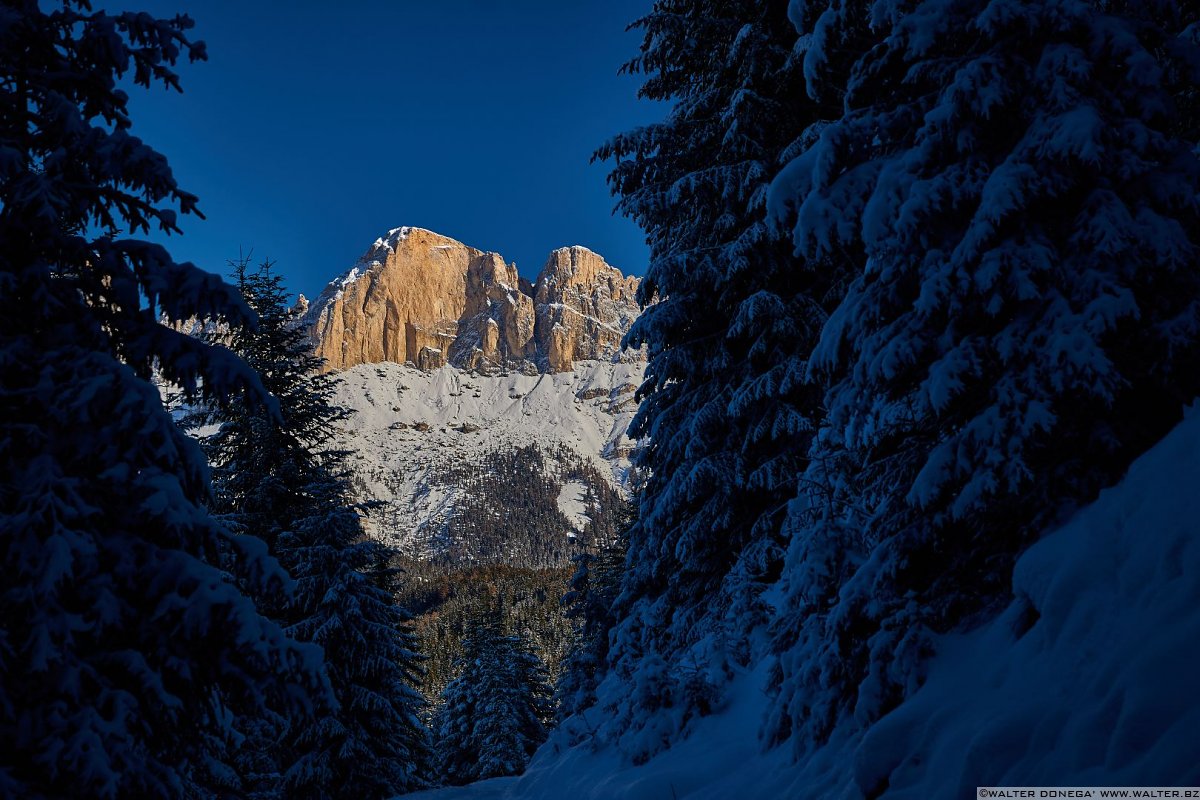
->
556, 523, 628, 726
594, 0, 820, 755
767, 0, 1200, 747
434, 620, 552, 785
193, 261, 432, 799
280, 512, 431, 800
0, 4, 330, 796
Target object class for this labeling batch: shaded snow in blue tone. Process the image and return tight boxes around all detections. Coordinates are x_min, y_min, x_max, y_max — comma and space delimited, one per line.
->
403, 404, 1200, 798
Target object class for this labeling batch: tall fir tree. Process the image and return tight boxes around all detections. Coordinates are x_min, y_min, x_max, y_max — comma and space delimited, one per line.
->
192, 261, 432, 799
766, 0, 1200, 749
433, 620, 553, 786
555, 524, 628, 729
0, 4, 331, 797
594, 0, 821, 757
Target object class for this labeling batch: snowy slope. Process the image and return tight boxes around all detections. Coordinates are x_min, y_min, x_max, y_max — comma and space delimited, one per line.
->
327, 359, 642, 560
403, 404, 1200, 798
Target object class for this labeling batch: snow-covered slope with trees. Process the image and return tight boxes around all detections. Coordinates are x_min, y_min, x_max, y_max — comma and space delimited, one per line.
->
402, 403, 1200, 798
327, 359, 642, 564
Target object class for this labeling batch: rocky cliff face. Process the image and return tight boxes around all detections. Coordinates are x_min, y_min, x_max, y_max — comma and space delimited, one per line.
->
304, 227, 642, 373
534, 245, 641, 373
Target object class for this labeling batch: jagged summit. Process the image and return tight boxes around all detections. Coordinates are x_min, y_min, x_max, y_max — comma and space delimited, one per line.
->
371, 225, 423, 250
534, 245, 640, 372
304, 227, 643, 373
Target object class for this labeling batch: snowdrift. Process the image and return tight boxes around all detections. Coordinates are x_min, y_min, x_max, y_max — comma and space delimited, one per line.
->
405, 405, 1200, 799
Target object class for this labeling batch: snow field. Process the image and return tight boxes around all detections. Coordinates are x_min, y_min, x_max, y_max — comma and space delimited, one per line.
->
328, 360, 642, 555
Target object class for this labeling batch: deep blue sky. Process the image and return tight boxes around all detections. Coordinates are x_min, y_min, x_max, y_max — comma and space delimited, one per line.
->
115, 1, 661, 301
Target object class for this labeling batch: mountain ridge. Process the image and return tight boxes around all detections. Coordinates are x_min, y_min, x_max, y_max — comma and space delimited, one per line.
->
298, 227, 647, 567
303, 227, 643, 374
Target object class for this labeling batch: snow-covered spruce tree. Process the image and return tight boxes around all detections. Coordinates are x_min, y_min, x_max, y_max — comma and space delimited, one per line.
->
434, 620, 552, 785
593, 0, 819, 756
555, 523, 628, 728
0, 4, 332, 797
767, 0, 1200, 749
280, 520, 431, 800
192, 261, 432, 799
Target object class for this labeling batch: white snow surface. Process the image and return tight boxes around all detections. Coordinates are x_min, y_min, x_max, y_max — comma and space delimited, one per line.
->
555, 480, 591, 533
329, 360, 642, 557
402, 404, 1200, 798
373, 225, 419, 251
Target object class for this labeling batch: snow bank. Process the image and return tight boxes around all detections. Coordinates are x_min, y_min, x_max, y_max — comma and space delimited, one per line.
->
854, 404, 1200, 796
406, 662, 806, 800
402, 405, 1200, 798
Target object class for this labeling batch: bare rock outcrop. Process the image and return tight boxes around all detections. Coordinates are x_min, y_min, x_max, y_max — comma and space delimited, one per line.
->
306, 227, 642, 374
291, 294, 309, 318
306, 228, 457, 370
449, 251, 537, 371
533, 246, 641, 373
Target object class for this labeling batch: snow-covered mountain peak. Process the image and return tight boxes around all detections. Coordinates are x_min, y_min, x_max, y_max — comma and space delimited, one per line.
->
371, 225, 418, 252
